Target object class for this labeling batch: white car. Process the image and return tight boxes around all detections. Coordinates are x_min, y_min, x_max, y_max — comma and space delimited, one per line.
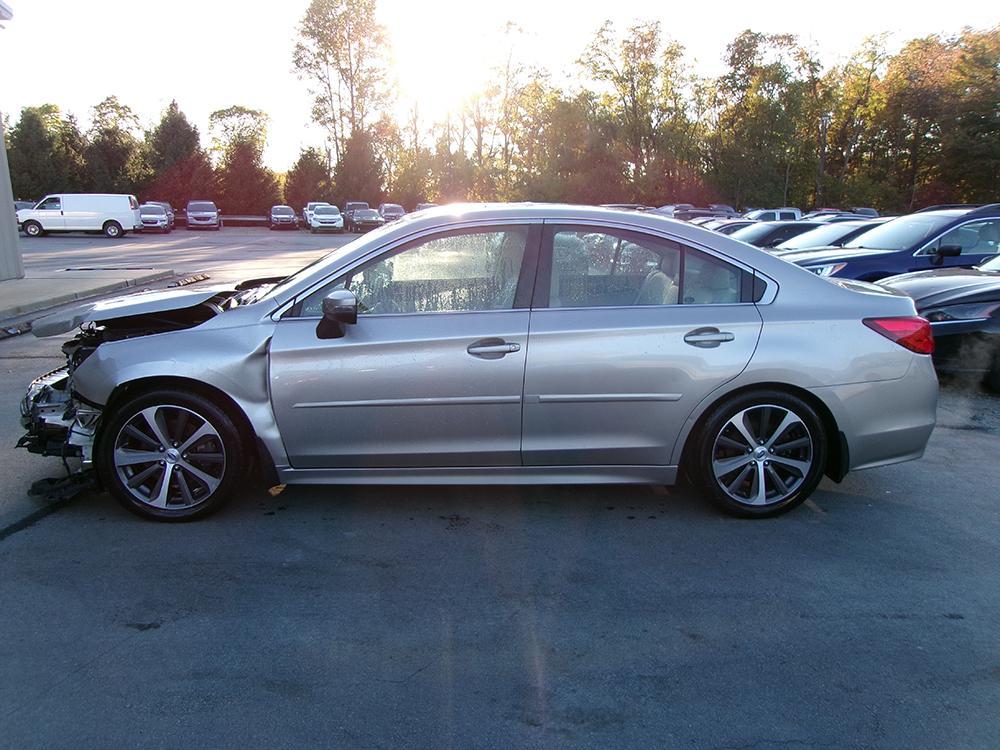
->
138, 204, 171, 233
303, 201, 332, 226
309, 205, 344, 233
17, 193, 141, 239
744, 207, 802, 221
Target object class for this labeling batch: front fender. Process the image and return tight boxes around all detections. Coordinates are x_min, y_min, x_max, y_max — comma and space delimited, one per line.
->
72, 322, 289, 469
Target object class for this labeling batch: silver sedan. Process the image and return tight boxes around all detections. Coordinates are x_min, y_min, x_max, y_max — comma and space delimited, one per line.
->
20, 204, 938, 520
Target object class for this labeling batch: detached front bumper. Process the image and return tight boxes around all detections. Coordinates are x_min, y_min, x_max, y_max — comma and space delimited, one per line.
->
18, 367, 101, 468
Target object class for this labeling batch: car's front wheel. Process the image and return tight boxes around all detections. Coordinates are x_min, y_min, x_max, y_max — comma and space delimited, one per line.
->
693, 390, 827, 518
97, 390, 247, 521
22, 220, 43, 237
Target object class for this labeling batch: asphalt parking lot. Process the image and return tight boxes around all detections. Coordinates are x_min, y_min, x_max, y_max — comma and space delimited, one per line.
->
2, 230, 1000, 748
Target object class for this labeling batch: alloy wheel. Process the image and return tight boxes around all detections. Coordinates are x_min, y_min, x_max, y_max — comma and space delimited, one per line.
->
113, 404, 226, 510
711, 404, 814, 507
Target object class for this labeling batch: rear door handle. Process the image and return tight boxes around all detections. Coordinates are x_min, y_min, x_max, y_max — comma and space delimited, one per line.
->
467, 338, 521, 359
684, 327, 735, 348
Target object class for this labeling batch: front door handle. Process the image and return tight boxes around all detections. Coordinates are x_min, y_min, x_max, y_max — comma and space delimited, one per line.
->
467, 338, 521, 359
683, 327, 735, 348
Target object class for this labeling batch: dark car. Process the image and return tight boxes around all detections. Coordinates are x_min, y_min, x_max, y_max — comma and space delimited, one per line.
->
268, 205, 299, 230
712, 219, 756, 235
879, 254, 1000, 389
14, 200, 35, 214
414, 202, 438, 211
147, 201, 175, 229
772, 219, 889, 253
348, 208, 385, 233
728, 220, 824, 249
779, 204, 1000, 281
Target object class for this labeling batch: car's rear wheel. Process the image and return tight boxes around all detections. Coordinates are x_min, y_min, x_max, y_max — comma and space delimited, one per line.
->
694, 391, 827, 518
103, 220, 123, 239
22, 221, 43, 237
97, 390, 247, 521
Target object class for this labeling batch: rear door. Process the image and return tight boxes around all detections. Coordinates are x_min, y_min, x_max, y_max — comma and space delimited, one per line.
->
269, 223, 541, 469
521, 224, 763, 466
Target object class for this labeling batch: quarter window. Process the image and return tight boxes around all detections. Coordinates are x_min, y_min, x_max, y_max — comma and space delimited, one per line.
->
546, 227, 743, 308
297, 227, 529, 317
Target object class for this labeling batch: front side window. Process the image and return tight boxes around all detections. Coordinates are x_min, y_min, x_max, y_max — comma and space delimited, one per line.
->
547, 227, 742, 308
37, 197, 61, 211
931, 219, 1000, 256
296, 227, 529, 317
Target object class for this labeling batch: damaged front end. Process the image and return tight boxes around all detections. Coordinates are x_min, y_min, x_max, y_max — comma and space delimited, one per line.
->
17, 286, 242, 488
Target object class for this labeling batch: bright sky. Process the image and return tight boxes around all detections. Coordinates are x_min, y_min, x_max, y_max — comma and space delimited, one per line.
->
1, 0, 996, 171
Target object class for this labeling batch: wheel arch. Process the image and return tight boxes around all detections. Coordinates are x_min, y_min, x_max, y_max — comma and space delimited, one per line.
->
677, 380, 848, 483
100, 375, 278, 483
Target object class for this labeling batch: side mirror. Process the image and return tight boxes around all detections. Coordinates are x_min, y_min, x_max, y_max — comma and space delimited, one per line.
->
931, 244, 962, 265
317, 289, 358, 339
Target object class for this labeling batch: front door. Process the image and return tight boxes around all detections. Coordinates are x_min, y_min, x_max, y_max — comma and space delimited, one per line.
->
33, 196, 65, 230
912, 218, 1000, 271
269, 224, 539, 468
521, 224, 763, 466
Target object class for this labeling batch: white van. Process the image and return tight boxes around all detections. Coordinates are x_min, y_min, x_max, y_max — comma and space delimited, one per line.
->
16, 194, 141, 238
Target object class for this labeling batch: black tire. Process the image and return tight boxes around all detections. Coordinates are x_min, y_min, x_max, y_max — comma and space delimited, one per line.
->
96, 389, 248, 521
103, 220, 123, 239
22, 220, 43, 237
692, 390, 828, 518
986, 348, 1000, 393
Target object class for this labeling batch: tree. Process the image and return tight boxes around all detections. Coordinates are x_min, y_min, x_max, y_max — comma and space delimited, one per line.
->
217, 140, 280, 214
332, 129, 384, 204
208, 105, 269, 158
293, 0, 390, 162
85, 96, 148, 194
147, 100, 201, 175
6, 106, 65, 199
283, 147, 333, 209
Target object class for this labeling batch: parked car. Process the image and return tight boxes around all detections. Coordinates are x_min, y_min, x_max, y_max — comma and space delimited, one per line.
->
347, 208, 385, 233
654, 204, 695, 217
771, 219, 890, 252
712, 219, 757, 235
147, 201, 175, 229
709, 204, 739, 217
185, 200, 222, 231
379, 203, 406, 222
811, 212, 879, 223
415, 203, 438, 211
138, 203, 171, 233
268, 205, 299, 230
309, 204, 344, 233
879, 256, 1000, 389
13, 200, 35, 215
743, 208, 802, 221
19, 204, 937, 522
779, 204, 1000, 281
16, 193, 141, 239
689, 217, 719, 226
728, 220, 824, 248
302, 201, 331, 226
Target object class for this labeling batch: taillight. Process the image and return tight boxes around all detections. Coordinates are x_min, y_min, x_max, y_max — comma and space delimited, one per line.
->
863, 316, 934, 354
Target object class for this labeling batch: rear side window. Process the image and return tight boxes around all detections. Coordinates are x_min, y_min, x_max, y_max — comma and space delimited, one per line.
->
544, 226, 744, 308
778, 211, 796, 221
129, 195, 139, 210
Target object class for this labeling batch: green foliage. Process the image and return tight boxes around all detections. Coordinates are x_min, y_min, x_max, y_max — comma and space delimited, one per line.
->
332, 129, 384, 205
85, 96, 148, 194
6, 105, 88, 199
283, 147, 333, 209
147, 101, 201, 174
218, 140, 280, 214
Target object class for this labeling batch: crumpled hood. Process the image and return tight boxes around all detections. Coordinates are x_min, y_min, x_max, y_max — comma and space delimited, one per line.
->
32, 285, 235, 337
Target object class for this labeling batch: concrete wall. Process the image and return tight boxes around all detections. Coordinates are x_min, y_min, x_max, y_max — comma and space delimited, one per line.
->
0, 111, 25, 281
